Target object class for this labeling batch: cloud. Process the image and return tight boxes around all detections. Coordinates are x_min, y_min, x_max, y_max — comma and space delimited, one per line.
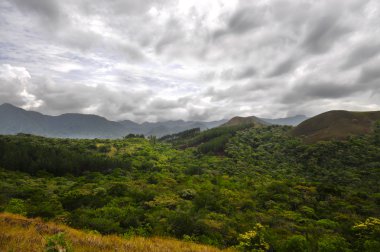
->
358, 63, 380, 85
341, 42, 380, 69
0, 64, 35, 107
0, 0, 379, 122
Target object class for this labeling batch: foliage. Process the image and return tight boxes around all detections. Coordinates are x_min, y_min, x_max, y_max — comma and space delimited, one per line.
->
5, 198, 27, 216
0, 125, 379, 251
283, 235, 308, 252
237, 223, 269, 252
352, 217, 380, 251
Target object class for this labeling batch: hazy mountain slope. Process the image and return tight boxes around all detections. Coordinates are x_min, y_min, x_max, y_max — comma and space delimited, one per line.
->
119, 119, 228, 137
0, 103, 227, 138
260, 115, 308, 126
291, 110, 380, 143
0, 103, 49, 135
221, 116, 269, 127
0, 103, 126, 138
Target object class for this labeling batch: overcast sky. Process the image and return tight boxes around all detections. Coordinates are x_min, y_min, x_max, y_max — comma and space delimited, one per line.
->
0, 0, 379, 122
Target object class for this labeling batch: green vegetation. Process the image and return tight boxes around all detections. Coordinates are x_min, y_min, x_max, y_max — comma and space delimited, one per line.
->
0, 123, 379, 251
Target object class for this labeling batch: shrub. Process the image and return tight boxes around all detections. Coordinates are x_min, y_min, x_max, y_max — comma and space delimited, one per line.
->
45, 232, 72, 252
5, 198, 27, 216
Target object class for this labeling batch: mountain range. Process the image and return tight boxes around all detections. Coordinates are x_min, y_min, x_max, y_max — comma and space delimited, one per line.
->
0, 103, 307, 138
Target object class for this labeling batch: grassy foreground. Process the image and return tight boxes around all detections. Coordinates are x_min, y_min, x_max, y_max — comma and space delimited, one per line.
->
0, 213, 234, 252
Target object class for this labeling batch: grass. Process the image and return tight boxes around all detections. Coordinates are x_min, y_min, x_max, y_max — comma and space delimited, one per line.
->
0, 212, 235, 252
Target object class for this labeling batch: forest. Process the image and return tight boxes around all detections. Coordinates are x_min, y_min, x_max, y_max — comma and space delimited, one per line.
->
0, 124, 379, 251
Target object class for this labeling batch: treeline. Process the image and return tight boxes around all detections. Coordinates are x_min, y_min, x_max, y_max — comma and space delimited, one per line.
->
161, 124, 256, 154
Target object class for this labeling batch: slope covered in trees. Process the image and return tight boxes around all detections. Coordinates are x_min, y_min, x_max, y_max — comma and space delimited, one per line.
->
0, 122, 379, 251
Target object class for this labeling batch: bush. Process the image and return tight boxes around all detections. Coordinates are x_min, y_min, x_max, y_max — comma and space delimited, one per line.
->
45, 232, 72, 252
283, 235, 308, 252
5, 198, 27, 216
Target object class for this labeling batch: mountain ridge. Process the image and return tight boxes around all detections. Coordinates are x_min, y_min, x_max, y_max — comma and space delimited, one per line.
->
0, 103, 308, 138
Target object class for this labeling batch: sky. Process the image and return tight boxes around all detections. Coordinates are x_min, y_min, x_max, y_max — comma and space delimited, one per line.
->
0, 0, 379, 122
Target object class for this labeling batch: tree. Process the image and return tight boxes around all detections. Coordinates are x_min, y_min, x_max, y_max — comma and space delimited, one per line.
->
352, 217, 380, 251
283, 235, 308, 252
237, 223, 270, 252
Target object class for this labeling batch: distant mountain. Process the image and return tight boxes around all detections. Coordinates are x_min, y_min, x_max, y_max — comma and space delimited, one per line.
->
0, 103, 227, 138
0, 103, 126, 138
221, 116, 269, 127
260, 115, 308, 126
291, 110, 380, 143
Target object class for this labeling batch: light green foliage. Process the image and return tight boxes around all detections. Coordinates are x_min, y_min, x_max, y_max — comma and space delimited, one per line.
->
237, 224, 269, 252
352, 217, 380, 251
5, 198, 27, 216
45, 232, 72, 252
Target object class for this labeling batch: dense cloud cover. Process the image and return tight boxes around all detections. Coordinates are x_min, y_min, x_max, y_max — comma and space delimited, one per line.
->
0, 0, 379, 122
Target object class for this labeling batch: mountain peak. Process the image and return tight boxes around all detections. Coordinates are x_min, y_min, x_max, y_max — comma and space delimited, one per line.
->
0, 103, 18, 109
222, 116, 269, 127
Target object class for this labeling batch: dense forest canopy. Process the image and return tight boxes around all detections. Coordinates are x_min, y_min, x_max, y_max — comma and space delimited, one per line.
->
0, 123, 379, 251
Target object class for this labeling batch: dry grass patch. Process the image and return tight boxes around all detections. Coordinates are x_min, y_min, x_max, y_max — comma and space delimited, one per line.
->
0, 213, 235, 252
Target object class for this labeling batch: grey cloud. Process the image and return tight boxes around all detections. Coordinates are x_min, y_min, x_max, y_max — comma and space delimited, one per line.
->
220, 67, 256, 81
358, 64, 380, 84
226, 7, 263, 34
235, 67, 256, 80
213, 6, 265, 39
282, 80, 361, 104
11, 0, 64, 26
155, 18, 183, 54
341, 43, 380, 70
300, 4, 352, 55
206, 80, 278, 102
268, 58, 297, 77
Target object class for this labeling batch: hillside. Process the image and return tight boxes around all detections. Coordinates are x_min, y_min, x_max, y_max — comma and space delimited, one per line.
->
0, 213, 232, 252
0, 128, 379, 251
221, 116, 269, 127
292, 110, 380, 143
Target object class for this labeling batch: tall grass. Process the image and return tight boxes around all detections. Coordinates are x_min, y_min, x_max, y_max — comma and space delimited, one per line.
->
0, 213, 235, 252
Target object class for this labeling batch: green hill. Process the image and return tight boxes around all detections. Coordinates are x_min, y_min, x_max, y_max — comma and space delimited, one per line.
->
291, 110, 380, 143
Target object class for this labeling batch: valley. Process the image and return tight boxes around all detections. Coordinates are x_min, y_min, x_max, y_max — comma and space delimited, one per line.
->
0, 112, 379, 251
